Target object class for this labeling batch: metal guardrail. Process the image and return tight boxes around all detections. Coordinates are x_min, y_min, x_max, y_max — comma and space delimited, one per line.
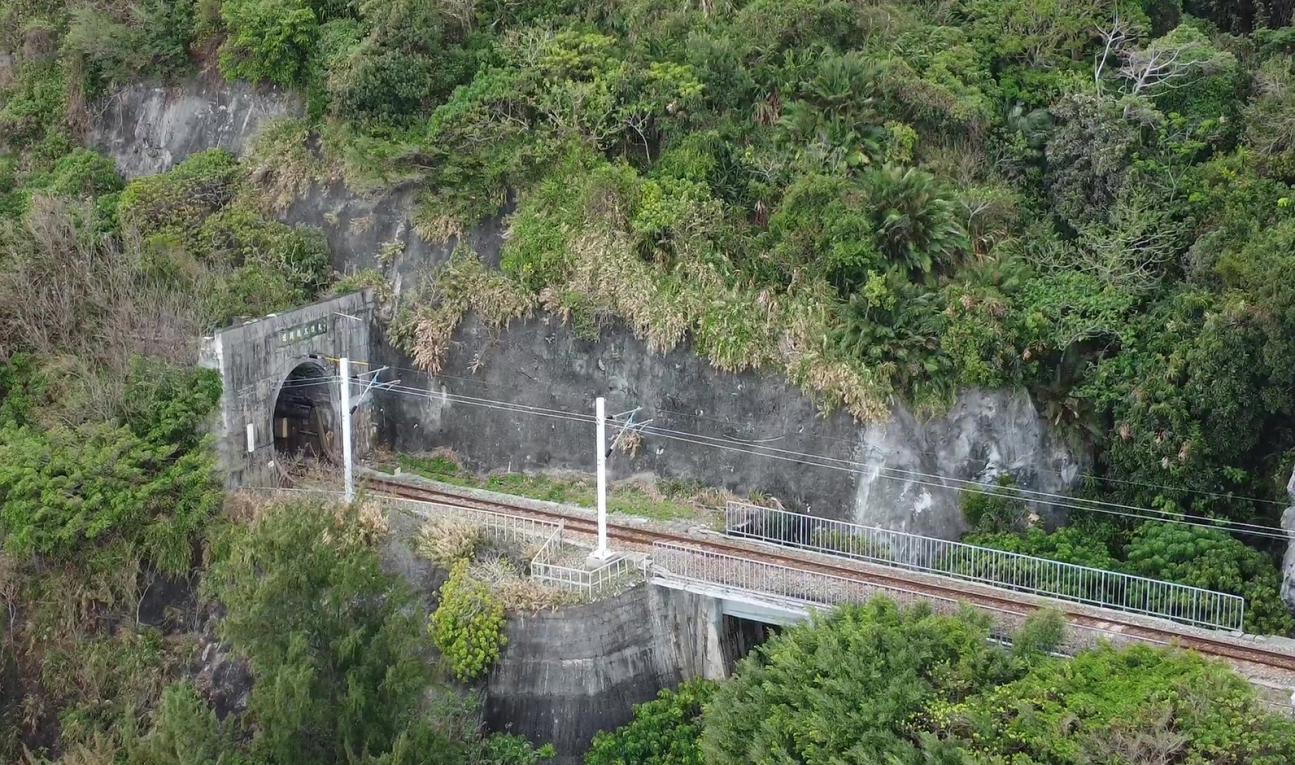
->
381, 494, 643, 599
533, 553, 643, 598
651, 541, 962, 617
385, 496, 563, 543
724, 502, 1246, 632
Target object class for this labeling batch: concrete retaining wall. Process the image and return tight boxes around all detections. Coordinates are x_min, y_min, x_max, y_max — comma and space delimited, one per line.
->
486, 583, 765, 761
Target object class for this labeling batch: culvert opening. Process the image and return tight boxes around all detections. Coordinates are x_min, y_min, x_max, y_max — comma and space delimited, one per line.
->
273, 362, 336, 467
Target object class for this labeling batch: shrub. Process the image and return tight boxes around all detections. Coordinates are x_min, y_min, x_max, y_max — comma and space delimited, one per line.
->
831, 269, 950, 395
0, 362, 221, 575
861, 164, 967, 274
961, 474, 1030, 533
415, 518, 485, 568
765, 173, 880, 291
430, 559, 508, 681
1124, 523, 1294, 635
699, 599, 1013, 764
219, 0, 319, 86
198, 203, 331, 294
962, 525, 1122, 571
127, 682, 245, 765
45, 148, 123, 198
328, 42, 435, 123
206, 500, 436, 764
117, 150, 242, 237
585, 680, 716, 765
934, 644, 1295, 764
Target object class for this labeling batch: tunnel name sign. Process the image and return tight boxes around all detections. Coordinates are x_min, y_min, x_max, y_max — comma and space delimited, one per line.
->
277, 318, 329, 346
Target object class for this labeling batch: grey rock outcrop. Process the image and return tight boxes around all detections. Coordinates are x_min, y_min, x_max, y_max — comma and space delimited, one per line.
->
853, 389, 1083, 538
1283, 467, 1295, 610
192, 610, 252, 719
90, 75, 302, 179
374, 311, 1087, 540
86, 75, 1090, 542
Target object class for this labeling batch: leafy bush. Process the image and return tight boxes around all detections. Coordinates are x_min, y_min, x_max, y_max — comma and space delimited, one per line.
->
934, 643, 1295, 764
206, 500, 437, 764
0, 362, 221, 575
430, 559, 508, 682
585, 680, 715, 765
963, 525, 1122, 572
764, 173, 879, 291
117, 150, 242, 237
127, 682, 246, 765
961, 474, 1030, 533
45, 148, 124, 198
1124, 523, 1294, 635
862, 164, 967, 274
62, 0, 196, 96
699, 599, 1015, 764
328, 41, 435, 123
219, 0, 319, 86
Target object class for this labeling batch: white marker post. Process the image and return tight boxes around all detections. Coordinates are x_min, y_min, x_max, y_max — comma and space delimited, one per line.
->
341, 356, 354, 503
592, 396, 611, 560
246, 422, 255, 454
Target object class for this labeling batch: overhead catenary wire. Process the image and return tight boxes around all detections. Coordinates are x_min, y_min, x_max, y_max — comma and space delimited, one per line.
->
374, 382, 1291, 537
365, 381, 1292, 540
252, 373, 1293, 537
362, 361, 1295, 510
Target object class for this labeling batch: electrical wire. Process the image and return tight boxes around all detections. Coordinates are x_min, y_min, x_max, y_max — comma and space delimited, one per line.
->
245, 361, 1291, 537
635, 417, 1290, 536
365, 383, 1292, 540
359, 360, 1295, 510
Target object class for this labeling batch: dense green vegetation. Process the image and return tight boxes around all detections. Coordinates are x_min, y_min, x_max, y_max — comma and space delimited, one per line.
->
4, 0, 1295, 759
5, 0, 1295, 624
589, 599, 1295, 765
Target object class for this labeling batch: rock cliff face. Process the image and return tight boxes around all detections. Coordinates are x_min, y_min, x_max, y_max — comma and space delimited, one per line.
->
372, 313, 1086, 536
852, 389, 1080, 537
88, 75, 1089, 540
89, 75, 302, 179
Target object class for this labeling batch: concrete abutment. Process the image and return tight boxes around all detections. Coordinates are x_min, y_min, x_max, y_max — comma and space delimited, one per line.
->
485, 582, 775, 763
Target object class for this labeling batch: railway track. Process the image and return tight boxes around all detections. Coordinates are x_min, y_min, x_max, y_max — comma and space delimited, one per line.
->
363, 474, 1295, 681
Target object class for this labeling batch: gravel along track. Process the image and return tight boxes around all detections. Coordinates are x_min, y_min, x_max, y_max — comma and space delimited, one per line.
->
364, 474, 1295, 693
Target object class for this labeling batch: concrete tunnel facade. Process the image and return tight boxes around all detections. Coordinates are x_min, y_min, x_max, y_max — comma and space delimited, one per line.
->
199, 290, 375, 488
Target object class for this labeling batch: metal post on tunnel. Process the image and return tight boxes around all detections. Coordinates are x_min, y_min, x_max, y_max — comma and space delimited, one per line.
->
592, 396, 611, 560
341, 356, 354, 503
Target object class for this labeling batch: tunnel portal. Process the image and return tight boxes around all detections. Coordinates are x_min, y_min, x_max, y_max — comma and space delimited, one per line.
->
272, 361, 337, 466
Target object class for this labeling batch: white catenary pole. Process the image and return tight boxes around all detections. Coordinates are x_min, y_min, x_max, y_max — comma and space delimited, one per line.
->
341, 357, 354, 503
593, 396, 610, 559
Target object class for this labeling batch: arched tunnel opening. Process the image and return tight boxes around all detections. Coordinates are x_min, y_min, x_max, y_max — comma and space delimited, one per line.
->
273, 361, 337, 469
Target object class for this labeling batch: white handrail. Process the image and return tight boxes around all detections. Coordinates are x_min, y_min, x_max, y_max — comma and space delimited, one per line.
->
724, 502, 1246, 632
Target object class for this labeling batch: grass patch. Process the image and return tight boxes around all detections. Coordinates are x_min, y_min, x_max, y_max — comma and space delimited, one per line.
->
390, 452, 717, 522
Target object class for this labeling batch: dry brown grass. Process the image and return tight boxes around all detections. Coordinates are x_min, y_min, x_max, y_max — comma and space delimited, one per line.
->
0, 197, 202, 420
510, 200, 894, 422
397, 247, 535, 374
243, 118, 336, 213
469, 553, 577, 613
415, 518, 485, 568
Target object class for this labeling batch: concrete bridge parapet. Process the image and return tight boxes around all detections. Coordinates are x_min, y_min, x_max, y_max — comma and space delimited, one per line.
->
199, 291, 375, 488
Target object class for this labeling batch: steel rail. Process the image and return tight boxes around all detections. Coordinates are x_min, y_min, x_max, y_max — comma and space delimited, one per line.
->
360, 475, 1295, 675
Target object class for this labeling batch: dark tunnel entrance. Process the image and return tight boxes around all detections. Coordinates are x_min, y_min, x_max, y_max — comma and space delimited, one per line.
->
273, 361, 337, 467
